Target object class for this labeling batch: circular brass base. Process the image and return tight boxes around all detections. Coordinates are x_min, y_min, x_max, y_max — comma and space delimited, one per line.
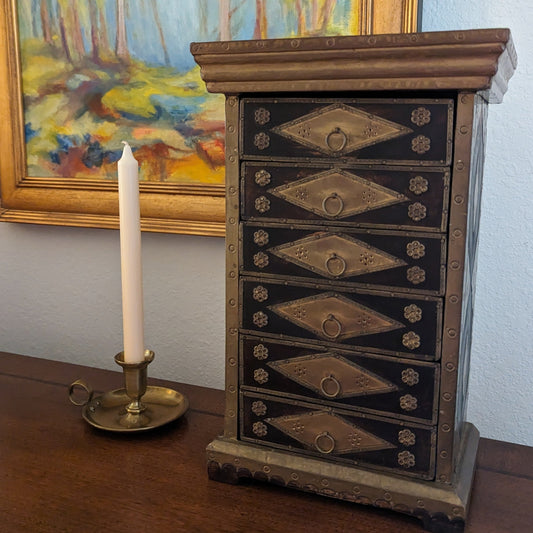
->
82, 386, 188, 432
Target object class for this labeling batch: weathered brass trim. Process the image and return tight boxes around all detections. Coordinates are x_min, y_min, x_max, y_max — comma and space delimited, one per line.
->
267, 352, 398, 399
208, 424, 478, 524
192, 30, 516, 103
271, 103, 413, 156
224, 95, 240, 437
435, 92, 476, 483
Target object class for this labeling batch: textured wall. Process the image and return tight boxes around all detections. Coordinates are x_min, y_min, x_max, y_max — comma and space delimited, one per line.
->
423, 0, 533, 445
0, 223, 226, 389
0, 1, 531, 445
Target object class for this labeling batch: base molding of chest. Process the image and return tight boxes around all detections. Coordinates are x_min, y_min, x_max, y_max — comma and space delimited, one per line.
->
207, 422, 479, 533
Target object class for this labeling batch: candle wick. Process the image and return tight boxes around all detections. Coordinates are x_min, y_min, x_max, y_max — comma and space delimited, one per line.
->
122, 140, 130, 148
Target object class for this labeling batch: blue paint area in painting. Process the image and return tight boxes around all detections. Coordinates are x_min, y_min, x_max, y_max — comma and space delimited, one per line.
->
82, 140, 105, 168
25, 123, 38, 142
150, 94, 206, 125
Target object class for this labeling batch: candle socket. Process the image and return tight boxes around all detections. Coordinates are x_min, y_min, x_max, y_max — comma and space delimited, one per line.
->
70, 349, 188, 432
115, 350, 154, 427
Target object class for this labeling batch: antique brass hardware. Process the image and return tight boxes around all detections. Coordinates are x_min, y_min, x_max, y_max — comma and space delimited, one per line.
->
322, 192, 344, 217
325, 127, 348, 152
321, 314, 343, 339
315, 431, 336, 453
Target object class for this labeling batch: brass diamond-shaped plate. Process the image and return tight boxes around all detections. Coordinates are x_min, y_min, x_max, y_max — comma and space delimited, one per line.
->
269, 232, 406, 279
268, 353, 397, 399
269, 169, 408, 220
269, 292, 404, 341
266, 410, 396, 455
272, 103, 412, 156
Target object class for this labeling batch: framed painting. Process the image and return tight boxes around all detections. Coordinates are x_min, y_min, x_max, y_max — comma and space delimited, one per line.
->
0, 0, 421, 236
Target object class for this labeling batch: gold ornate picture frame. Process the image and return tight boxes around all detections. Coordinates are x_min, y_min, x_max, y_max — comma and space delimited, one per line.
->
0, 0, 420, 236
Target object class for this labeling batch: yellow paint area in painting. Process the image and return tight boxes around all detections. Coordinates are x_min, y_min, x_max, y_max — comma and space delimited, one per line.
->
132, 126, 189, 152
102, 64, 208, 118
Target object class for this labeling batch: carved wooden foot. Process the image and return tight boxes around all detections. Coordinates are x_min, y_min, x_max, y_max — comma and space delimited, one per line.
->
418, 511, 465, 533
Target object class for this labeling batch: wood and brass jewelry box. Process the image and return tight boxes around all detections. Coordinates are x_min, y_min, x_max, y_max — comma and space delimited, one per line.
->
192, 29, 516, 532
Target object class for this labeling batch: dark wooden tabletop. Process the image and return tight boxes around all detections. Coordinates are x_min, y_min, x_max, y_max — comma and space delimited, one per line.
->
1, 352, 531, 533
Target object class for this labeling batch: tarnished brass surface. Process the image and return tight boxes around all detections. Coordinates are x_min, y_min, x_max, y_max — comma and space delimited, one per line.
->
269, 291, 404, 341
194, 31, 515, 530
242, 162, 451, 233
240, 391, 437, 480
241, 335, 440, 424
269, 169, 408, 220
207, 423, 479, 527
272, 103, 412, 156
242, 277, 443, 360
267, 410, 396, 455
81, 386, 189, 432
192, 30, 516, 103
72, 351, 189, 432
269, 232, 406, 279
267, 352, 398, 399
241, 97, 454, 166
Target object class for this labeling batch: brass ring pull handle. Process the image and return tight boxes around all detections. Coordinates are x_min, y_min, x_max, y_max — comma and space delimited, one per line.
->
325, 253, 346, 277
321, 192, 344, 217
319, 374, 342, 398
321, 314, 342, 339
68, 379, 93, 406
325, 127, 348, 152
314, 431, 336, 454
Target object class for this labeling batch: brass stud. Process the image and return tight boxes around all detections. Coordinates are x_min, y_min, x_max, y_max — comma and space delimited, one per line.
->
229, 357, 236, 366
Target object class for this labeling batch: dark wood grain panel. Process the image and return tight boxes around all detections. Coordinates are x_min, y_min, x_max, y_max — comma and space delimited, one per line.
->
242, 162, 450, 232
240, 391, 436, 480
242, 223, 446, 294
240, 335, 439, 424
241, 98, 453, 165
241, 278, 442, 360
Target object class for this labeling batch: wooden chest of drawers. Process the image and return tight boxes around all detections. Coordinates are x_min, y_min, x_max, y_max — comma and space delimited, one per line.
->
192, 29, 516, 532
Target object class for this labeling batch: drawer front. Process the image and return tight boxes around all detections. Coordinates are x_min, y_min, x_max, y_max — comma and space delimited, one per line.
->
243, 223, 446, 295
241, 336, 439, 423
241, 392, 436, 480
241, 278, 442, 360
242, 163, 449, 232
241, 98, 453, 166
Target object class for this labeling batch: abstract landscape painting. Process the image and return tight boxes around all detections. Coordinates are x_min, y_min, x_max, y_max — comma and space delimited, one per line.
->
18, 0, 357, 185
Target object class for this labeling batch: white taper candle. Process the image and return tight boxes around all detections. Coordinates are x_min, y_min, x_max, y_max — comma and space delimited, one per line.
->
118, 141, 145, 364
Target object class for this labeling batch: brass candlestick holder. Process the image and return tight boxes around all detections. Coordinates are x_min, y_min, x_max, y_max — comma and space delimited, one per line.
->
69, 350, 188, 432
